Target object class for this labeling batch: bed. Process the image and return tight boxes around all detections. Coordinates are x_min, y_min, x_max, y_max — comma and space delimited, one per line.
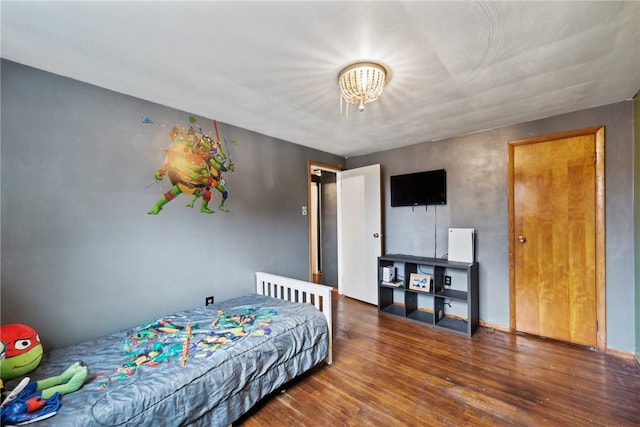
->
6, 272, 332, 426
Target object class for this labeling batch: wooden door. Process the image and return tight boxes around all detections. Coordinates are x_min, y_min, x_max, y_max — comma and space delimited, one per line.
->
339, 164, 382, 305
508, 127, 605, 350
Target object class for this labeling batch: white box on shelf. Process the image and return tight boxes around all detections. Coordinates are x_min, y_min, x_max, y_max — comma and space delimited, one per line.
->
448, 228, 475, 262
382, 266, 396, 283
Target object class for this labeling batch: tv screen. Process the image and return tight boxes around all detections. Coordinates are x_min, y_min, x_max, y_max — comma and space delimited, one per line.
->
390, 169, 446, 207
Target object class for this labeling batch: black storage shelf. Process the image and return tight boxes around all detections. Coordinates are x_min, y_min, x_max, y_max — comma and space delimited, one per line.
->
380, 304, 405, 317
435, 317, 468, 334
407, 309, 434, 324
435, 289, 468, 301
377, 254, 479, 337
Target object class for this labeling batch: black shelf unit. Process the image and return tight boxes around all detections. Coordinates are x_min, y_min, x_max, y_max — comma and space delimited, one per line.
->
378, 254, 479, 336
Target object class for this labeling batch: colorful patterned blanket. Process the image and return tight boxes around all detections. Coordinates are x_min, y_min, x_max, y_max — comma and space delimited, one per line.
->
98, 307, 277, 389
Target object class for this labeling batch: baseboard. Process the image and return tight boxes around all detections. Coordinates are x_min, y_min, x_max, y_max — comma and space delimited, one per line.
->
605, 347, 638, 363
477, 320, 637, 363
479, 320, 510, 333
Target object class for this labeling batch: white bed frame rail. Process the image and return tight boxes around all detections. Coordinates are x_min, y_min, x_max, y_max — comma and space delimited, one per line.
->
255, 272, 333, 364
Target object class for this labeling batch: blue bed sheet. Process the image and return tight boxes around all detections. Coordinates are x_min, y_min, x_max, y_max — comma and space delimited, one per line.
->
15, 294, 329, 426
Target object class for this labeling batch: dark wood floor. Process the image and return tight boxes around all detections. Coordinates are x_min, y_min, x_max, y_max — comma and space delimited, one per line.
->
238, 293, 640, 426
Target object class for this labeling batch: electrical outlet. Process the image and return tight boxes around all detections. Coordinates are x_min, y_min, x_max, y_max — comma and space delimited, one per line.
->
444, 276, 452, 286
302, 206, 307, 216
205, 296, 214, 306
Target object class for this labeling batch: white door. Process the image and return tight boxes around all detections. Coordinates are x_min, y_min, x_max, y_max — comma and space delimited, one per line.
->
338, 164, 382, 305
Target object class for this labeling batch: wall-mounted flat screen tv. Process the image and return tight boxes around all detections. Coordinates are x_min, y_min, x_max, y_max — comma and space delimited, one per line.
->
390, 169, 446, 207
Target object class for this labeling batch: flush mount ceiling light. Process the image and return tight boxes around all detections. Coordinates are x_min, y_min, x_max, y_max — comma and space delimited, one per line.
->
338, 61, 388, 115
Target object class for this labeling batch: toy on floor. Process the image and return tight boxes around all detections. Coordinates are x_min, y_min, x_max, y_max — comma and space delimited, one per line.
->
0, 324, 88, 425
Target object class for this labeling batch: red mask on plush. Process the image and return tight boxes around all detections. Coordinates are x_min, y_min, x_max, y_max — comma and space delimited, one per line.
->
0, 323, 43, 381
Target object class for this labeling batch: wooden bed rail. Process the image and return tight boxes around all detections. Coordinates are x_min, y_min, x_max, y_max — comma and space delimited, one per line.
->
255, 272, 333, 364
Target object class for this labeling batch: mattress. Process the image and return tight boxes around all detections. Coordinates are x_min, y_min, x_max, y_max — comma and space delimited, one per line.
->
10, 294, 329, 426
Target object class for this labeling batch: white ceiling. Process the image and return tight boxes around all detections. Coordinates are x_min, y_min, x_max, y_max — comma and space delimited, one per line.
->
2, 1, 639, 158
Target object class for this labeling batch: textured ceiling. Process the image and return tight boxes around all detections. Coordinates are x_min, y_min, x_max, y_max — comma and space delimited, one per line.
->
2, 1, 639, 157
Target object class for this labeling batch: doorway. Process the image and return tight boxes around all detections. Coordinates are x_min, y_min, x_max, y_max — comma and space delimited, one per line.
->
308, 161, 383, 304
508, 126, 605, 351
308, 161, 341, 287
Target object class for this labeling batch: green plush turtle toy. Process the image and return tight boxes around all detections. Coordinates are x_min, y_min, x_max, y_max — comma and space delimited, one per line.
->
1, 323, 88, 424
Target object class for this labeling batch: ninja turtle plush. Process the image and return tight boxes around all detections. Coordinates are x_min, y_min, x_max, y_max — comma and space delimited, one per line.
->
1, 323, 43, 381
1, 324, 88, 425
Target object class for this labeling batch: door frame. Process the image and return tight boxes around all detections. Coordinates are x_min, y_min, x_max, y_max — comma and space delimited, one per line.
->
507, 126, 606, 352
307, 160, 343, 283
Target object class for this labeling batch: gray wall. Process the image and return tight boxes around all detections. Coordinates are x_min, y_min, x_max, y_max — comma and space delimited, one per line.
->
0, 60, 344, 349
2, 60, 635, 354
347, 101, 636, 353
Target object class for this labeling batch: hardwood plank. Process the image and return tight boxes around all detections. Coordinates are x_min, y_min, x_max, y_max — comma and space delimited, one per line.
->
236, 294, 640, 426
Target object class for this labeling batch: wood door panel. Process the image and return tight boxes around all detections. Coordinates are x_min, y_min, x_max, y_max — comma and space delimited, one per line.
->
512, 133, 597, 347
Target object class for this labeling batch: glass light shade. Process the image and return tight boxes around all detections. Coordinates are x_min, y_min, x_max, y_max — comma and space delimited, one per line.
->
338, 62, 387, 113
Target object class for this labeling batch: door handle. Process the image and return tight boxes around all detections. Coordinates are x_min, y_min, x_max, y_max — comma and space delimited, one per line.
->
373, 233, 382, 238
518, 235, 527, 243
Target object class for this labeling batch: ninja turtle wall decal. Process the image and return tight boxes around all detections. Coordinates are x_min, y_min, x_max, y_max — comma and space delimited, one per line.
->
147, 118, 236, 215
